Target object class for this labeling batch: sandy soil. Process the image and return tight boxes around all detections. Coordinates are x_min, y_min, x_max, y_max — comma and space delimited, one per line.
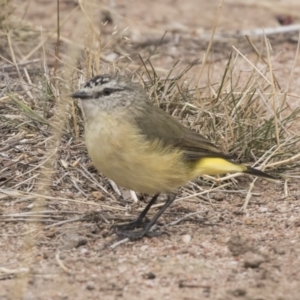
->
1, 1, 300, 299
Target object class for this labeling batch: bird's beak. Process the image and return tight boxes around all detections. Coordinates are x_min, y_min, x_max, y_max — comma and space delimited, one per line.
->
71, 91, 90, 99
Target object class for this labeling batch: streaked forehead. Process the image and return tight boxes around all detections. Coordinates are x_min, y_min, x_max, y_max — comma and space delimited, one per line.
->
84, 74, 112, 88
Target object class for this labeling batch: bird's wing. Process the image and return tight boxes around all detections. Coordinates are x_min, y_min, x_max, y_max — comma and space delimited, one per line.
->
134, 103, 233, 161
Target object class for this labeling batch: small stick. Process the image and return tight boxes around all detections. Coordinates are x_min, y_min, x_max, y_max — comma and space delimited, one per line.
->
55, 252, 72, 274
110, 238, 129, 249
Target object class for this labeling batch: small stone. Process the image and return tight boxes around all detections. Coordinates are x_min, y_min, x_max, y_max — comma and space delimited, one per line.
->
182, 234, 191, 244
227, 234, 253, 256
273, 246, 286, 255
46, 228, 58, 238
60, 233, 88, 250
229, 288, 247, 296
140, 245, 148, 251
258, 207, 268, 213
266, 203, 277, 212
243, 252, 265, 268
91, 191, 104, 200
86, 281, 95, 290
211, 192, 225, 201
142, 272, 156, 280
80, 248, 88, 254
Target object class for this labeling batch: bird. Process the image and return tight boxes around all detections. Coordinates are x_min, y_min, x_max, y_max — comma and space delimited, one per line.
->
72, 74, 275, 239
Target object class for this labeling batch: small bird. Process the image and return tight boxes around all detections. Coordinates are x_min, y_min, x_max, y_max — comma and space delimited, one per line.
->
72, 74, 274, 239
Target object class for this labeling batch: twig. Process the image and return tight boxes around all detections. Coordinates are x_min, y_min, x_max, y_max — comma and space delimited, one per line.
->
109, 238, 129, 249
44, 216, 84, 229
55, 252, 72, 274
241, 178, 257, 211
266, 152, 300, 169
0, 267, 29, 275
238, 24, 300, 37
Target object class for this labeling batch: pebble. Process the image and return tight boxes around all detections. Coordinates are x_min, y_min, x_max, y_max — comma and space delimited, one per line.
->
182, 234, 191, 244
86, 281, 96, 290
60, 233, 88, 250
211, 192, 225, 201
243, 252, 265, 268
258, 207, 268, 213
142, 272, 156, 280
140, 245, 148, 251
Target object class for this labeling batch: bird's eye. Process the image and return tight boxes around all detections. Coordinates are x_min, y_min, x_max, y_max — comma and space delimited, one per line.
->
103, 88, 112, 96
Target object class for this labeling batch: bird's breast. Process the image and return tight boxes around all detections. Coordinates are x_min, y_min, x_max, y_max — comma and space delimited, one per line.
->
84, 112, 191, 194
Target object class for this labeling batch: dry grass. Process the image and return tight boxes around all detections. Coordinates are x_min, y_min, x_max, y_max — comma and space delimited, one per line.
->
1, 0, 300, 297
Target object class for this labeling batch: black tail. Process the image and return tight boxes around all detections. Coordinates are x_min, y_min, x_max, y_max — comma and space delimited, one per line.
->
244, 166, 276, 180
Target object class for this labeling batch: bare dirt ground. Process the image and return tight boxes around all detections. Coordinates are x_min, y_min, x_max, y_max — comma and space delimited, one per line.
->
1, 1, 300, 299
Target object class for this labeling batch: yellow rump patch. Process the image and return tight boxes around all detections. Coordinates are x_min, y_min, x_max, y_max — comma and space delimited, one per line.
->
194, 157, 247, 176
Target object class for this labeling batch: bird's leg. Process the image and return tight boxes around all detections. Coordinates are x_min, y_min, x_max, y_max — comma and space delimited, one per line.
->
117, 193, 177, 239
114, 194, 159, 230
